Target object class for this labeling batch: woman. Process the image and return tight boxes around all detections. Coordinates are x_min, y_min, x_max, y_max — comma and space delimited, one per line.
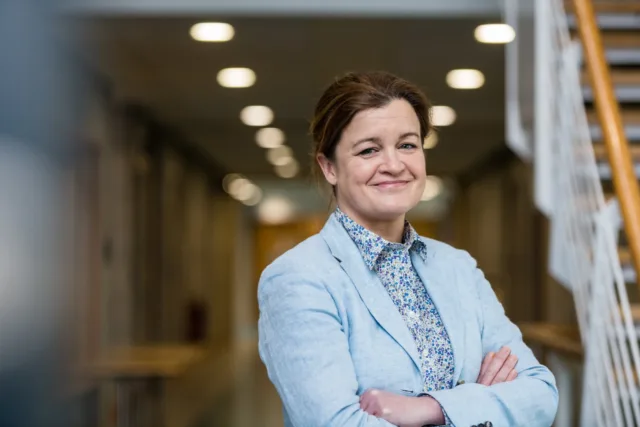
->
258, 71, 558, 427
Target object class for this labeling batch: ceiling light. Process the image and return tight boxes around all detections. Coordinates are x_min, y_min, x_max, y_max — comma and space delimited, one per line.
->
243, 186, 263, 206
217, 67, 256, 88
190, 22, 235, 42
421, 176, 442, 201
222, 173, 243, 193
228, 177, 251, 198
235, 181, 258, 202
423, 131, 439, 149
225, 175, 263, 205
431, 106, 456, 127
446, 69, 485, 90
256, 127, 285, 149
474, 24, 515, 44
258, 196, 295, 225
267, 145, 293, 166
275, 158, 299, 178
240, 105, 274, 127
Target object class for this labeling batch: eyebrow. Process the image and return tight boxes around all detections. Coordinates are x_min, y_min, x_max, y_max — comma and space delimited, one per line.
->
353, 132, 420, 147
398, 132, 420, 140
353, 137, 381, 147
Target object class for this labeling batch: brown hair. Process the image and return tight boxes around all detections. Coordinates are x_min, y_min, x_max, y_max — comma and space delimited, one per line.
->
310, 71, 432, 180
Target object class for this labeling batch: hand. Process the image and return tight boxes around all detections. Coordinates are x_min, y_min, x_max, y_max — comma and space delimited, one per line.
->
476, 346, 519, 386
360, 389, 444, 427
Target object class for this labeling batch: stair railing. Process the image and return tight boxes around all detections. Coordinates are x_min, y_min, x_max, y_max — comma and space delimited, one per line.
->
573, 0, 640, 298
528, 0, 640, 424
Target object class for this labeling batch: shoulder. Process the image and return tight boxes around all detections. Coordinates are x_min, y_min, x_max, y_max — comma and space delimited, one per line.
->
418, 236, 482, 294
263, 233, 336, 277
258, 234, 340, 299
418, 237, 485, 302
418, 236, 476, 267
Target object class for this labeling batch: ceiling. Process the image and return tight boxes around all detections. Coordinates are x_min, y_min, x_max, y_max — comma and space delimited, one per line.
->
64, 0, 502, 17
79, 16, 506, 182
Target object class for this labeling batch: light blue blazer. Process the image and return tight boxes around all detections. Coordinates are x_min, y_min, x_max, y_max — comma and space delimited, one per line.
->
258, 213, 558, 427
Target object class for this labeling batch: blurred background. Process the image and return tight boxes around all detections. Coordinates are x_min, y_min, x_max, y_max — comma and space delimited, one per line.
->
2, 0, 607, 426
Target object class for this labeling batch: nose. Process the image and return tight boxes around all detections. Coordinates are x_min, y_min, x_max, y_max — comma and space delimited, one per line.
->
379, 149, 405, 175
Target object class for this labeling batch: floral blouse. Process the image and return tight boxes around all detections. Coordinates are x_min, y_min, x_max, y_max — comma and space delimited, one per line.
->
335, 208, 455, 396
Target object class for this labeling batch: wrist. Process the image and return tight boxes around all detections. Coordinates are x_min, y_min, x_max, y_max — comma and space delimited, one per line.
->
417, 396, 445, 425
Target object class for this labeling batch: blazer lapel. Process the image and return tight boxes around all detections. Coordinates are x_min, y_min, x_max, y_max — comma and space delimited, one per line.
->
320, 215, 422, 375
412, 249, 465, 386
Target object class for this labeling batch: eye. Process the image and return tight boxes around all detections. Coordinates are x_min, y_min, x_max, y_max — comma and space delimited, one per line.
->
358, 147, 378, 156
399, 142, 418, 150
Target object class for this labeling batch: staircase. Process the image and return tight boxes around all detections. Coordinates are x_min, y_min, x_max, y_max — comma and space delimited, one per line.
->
578, 1, 640, 301
511, 0, 640, 426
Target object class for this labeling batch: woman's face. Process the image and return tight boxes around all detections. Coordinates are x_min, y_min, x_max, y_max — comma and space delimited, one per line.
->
317, 99, 427, 224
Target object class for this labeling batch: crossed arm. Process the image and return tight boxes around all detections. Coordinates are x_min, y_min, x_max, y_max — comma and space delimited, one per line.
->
359, 346, 520, 426
258, 252, 558, 427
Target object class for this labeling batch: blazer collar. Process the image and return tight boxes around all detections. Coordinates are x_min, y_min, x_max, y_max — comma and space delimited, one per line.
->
320, 213, 465, 387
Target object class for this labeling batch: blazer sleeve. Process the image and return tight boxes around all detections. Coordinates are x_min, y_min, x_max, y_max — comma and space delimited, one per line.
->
258, 266, 395, 427
426, 251, 559, 427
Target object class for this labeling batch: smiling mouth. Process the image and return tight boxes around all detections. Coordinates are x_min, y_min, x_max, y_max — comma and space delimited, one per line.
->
373, 181, 410, 189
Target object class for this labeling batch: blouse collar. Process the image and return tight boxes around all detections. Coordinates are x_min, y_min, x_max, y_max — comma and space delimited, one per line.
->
334, 207, 427, 270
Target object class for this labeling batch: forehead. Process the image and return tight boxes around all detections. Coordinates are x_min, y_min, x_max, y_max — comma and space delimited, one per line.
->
346, 99, 420, 136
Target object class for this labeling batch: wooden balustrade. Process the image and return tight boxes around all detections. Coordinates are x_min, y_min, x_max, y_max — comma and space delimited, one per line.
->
573, 0, 640, 294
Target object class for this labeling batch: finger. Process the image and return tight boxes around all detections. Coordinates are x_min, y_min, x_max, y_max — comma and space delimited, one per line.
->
506, 369, 518, 382
491, 354, 518, 385
478, 346, 511, 385
367, 399, 382, 417
478, 347, 508, 384
360, 390, 374, 412
360, 396, 375, 413
360, 396, 369, 412
363, 389, 383, 414
479, 352, 495, 377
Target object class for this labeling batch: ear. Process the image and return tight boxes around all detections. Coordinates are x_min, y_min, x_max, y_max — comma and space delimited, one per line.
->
316, 154, 338, 186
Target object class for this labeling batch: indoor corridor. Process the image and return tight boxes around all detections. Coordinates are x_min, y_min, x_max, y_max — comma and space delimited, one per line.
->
5, 1, 640, 427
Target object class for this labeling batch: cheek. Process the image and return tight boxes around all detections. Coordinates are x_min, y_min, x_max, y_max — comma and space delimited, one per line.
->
408, 154, 427, 178
341, 160, 376, 186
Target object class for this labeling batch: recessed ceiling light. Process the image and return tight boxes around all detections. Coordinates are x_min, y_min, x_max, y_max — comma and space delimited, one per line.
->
258, 196, 295, 224
421, 176, 442, 201
431, 106, 456, 127
423, 131, 439, 149
235, 182, 258, 202
225, 176, 262, 205
222, 173, 243, 193
243, 186, 263, 206
190, 22, 235, 42
256, 127, 285, 148
275, 158, 299, 178
228, 177, 251, 197
446, 69, 485, 90
217, 67, 256, 88
240, 105, 274, 127
474, 24, 515, 44
267, 145, 293, 166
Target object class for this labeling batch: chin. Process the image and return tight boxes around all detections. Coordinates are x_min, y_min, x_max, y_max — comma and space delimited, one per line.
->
370, 199, 418, 220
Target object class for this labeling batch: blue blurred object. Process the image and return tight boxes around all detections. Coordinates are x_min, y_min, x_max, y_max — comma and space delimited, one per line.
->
0, 0, 71, 426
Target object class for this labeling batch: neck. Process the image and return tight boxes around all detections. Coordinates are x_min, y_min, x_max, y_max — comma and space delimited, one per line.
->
338, 205, 406, 243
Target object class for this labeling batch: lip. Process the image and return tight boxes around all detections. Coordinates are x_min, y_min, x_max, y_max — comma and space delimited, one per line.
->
373, 180, 410, 189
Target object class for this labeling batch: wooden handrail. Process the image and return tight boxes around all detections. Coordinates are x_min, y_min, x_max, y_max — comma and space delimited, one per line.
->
573, 0, 640, 293
519, 322, 583, 358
